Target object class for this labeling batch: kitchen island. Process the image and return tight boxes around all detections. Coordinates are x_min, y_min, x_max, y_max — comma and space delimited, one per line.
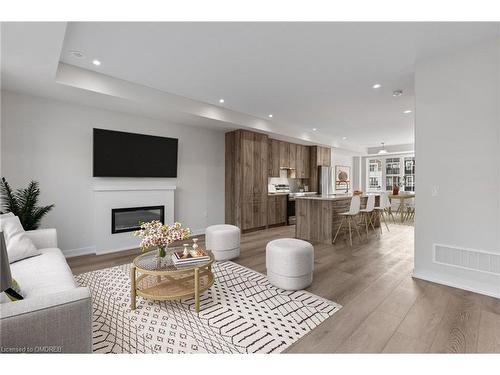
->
295, 194, 380, 244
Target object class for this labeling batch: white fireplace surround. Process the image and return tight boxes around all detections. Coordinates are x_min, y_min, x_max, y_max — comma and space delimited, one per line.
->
93, 182, 175, 255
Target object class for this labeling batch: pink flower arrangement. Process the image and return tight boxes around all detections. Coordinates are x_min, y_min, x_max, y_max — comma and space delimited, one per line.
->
134, 220, 191, 253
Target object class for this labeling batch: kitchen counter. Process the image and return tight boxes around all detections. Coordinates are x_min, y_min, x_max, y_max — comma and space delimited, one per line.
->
267, 192, 318, 197
295, 193, 379, 201
295, 194, 380, 244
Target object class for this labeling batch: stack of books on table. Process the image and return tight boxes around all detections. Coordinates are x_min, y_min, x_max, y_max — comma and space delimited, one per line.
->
171, 249, 210, 266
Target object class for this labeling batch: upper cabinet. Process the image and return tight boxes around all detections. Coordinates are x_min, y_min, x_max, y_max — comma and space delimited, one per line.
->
267, 139, 310, 178
268, 139, 280, 177
279, 141, 290, 169
295, 144, 310, 178
314, 146, 331, 166
288, 143, 297, 170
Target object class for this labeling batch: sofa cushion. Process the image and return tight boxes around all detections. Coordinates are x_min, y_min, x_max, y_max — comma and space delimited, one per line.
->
10, 248, 76, 299
1, 215, 38, 263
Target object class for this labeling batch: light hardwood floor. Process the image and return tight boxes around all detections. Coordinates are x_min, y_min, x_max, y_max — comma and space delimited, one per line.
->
67, 224, 500, 353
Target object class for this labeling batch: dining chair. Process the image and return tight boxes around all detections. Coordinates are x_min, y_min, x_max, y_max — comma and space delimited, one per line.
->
374, 192, 392, 232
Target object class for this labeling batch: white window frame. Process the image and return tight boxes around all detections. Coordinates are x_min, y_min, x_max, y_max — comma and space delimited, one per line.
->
364, 153, 415, 192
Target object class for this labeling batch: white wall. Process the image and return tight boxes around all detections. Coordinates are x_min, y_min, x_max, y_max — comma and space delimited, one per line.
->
1, 91, 225, 255
331, 147, 359, 193
414, 39, 500, 297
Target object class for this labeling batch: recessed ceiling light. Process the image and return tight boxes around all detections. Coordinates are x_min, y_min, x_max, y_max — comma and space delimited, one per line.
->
92, 59, 101, 66
268, 114, 273, 118
403, 110, 412, 114
393, 89, 403, 97
342, 136, 347, 140
219, 99, 225, 104
372, 83, 382, 89
312, 128, 317, 131
69, 50, 84, 58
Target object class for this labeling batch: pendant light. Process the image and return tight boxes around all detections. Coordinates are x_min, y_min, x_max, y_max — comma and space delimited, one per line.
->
378, 142, 388, 154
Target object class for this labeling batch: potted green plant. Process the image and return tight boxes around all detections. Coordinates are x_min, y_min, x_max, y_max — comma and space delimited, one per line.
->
0, 177, 55, 230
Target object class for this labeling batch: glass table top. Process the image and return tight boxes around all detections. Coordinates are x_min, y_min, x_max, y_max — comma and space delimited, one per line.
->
133, 246, 214, 273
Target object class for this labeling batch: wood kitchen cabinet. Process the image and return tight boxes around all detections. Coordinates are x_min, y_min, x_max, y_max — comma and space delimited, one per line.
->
268, 139, 310, 178
267, 194, 287, 226
268, 138, 280, 177
321, 147, 331, 166
225, 130, 268, 230
309, 146, 332, 192
295, 144, 310, 178
279, 141, 290, 169
288, 143, 297, 170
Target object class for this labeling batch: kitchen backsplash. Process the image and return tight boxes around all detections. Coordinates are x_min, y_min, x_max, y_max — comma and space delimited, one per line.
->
268, 170, 303, 192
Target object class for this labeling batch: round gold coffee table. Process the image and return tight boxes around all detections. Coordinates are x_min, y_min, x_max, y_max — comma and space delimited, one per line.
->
130, 247, 215, 313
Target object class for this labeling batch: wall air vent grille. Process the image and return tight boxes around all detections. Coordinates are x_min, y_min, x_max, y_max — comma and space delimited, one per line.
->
433, 244, 500, 275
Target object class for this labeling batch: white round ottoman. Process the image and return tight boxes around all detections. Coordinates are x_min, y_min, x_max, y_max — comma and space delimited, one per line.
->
205, 224, 240, 261
266, 238, 314, 290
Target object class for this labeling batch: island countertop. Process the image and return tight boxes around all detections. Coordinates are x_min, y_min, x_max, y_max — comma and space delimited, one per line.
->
295, 193, 380, 201
295, 194, 380, 244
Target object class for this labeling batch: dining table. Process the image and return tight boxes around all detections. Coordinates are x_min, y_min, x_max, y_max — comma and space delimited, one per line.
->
389, 193, 415, 223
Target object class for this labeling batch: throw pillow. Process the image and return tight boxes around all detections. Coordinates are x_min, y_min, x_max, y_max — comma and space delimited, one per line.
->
0, 215, 38, 263
0, 212, 14, 220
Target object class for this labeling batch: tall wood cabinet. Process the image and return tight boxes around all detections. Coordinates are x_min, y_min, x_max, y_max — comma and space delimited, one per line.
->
226, 130, 268, 230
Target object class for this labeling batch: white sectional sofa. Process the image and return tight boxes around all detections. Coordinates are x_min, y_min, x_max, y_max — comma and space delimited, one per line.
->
0, 228, 92, 353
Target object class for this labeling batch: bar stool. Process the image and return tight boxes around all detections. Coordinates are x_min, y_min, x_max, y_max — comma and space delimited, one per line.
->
359, 194, 376, 235
333, 195, 361, 247
374, 192, 392, 232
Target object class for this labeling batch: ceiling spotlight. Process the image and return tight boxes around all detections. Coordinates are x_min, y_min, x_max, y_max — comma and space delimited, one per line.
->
372, 83, 382, 89
92, 59, 101, 66
312, 128, 317, 132
342, 136, 347, 140
393, 89, 403, 97
69, 50, 84, 58
219, 99, 225, 104
378, 142, 388, 155
268, 114, 273, 118
403, 110, 412, 114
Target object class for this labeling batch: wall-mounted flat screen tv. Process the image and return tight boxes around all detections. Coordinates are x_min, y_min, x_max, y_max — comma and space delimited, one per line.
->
93, 128, 178, 177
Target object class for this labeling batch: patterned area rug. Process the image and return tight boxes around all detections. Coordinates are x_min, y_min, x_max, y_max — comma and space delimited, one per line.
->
75, 261, 341, 354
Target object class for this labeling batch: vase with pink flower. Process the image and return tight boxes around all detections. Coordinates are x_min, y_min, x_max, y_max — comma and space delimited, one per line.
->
133, 221, 191, 262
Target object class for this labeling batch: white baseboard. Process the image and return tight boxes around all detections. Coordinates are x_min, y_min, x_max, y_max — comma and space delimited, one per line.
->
62, 228, 206, 258
412, 269, 500, 299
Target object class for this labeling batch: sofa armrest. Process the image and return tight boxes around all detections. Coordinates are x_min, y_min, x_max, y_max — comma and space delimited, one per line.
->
25, 228, 58, 249
0, 287, 92, 353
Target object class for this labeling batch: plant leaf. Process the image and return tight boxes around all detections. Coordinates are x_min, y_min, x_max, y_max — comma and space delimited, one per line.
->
0, 177, 20, 215
0, 178, 54, 230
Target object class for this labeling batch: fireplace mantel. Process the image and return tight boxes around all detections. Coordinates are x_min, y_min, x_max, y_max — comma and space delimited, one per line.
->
93, 183, 175, 254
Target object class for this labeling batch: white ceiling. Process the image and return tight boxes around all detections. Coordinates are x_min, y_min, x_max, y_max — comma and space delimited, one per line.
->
2, 22, 499, 151
59, 22, 499, 147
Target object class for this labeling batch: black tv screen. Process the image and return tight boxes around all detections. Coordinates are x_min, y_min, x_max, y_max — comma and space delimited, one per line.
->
93, 128, 178, 177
